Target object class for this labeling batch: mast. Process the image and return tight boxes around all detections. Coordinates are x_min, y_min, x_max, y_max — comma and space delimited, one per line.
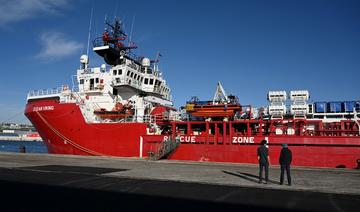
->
93, 18, 137, 65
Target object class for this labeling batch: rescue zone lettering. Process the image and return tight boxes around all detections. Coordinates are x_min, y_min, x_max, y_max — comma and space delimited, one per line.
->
232, 137, 254, 143
179, 136, 196, 143
163, 136, 196, 143
163, 136, 255, 143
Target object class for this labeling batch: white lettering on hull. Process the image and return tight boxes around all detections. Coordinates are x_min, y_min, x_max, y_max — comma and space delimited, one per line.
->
33, 106, 54, 112
179, 136, 196, 143
162, 136, 259, 144
232, 137, 255, 143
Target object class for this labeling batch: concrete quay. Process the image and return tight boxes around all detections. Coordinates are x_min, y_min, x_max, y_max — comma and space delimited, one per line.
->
0, 152, 359, 211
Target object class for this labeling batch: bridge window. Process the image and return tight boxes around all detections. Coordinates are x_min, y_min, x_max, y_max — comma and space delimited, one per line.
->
134, 74, 137, 79
113, 88, 118, 95
113, 70, 117, 75
118, 69, 122, 75
95, 78, 99, 83
80, 79, 84, 84
127, 71, 130, 76
130, 72, 134, 78
150, 79, 154, 85
144, 78, 149, 84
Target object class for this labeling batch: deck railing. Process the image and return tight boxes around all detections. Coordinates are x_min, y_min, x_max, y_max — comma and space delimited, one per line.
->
27, 85, 70, 98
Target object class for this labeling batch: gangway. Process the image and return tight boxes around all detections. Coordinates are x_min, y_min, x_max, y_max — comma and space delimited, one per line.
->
147, 138, 180, 160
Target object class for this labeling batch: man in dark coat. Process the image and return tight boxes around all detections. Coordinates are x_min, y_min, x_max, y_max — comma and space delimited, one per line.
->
257, 140, 270, 184
279, 143, 292, 186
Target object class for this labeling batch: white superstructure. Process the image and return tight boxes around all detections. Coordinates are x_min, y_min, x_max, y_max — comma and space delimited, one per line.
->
27, 18, 176, 124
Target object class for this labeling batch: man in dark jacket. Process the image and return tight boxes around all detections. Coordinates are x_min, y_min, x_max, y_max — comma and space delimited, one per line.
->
279, 143, 292, 186
257, 140, 270, 184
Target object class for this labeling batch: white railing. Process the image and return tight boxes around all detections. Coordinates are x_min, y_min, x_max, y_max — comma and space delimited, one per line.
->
92, 113, 186, 124
27, 85, 70, 98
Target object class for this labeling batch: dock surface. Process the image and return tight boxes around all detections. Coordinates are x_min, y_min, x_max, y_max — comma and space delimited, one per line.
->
0, 152, 359, 211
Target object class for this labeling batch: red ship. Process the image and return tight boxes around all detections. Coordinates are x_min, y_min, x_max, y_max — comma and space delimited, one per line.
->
25, 18, 360, 169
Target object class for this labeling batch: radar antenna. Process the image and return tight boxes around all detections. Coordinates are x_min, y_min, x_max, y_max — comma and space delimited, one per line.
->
86, 6, 94, 57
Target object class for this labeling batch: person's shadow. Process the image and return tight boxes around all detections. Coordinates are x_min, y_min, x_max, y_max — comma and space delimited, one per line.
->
222, 170, 279, 184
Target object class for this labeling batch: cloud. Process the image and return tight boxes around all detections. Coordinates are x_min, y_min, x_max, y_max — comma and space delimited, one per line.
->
0, 0, 68, 27
35, 31, 83, 60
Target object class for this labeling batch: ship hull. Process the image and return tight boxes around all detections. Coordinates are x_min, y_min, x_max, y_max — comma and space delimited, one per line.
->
25, 99, 147, 157
25, 99, 360, 168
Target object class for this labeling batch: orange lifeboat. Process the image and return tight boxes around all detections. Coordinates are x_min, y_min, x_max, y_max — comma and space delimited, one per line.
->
94, 102, 134, 120
186, 102, 242, 118
185, 95, 242, 118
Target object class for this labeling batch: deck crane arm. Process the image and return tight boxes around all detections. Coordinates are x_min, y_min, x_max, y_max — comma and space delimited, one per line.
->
213, 81, 229, 104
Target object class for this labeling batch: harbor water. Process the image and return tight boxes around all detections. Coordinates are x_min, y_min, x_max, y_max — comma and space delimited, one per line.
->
0, 140, 47, 153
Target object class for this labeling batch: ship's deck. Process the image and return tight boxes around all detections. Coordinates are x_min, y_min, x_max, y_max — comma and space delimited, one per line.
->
0, 152, 359, 211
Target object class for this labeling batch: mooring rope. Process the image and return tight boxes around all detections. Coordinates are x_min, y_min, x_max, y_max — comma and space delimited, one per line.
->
36, 111, 110, 156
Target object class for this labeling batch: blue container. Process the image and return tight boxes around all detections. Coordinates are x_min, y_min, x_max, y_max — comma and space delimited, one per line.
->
315, 102, 326, 113
344, 101, 354, 112
356, 101, 360, 112
328, 101, 342, 113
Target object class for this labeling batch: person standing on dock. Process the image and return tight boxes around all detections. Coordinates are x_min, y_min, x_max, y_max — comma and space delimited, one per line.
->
257, 140, 270, 184
279, 143, 292, 186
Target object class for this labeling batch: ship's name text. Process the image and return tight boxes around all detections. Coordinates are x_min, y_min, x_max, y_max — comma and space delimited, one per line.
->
33, 106, 54, 111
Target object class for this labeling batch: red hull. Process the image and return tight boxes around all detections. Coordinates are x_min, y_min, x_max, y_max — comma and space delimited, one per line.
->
25, 99, 360, 168
25, 99, 146, 157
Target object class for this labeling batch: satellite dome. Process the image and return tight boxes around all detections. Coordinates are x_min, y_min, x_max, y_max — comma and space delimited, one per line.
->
141, 58, 150, 67
80, 55, 89, 64
101, 64, 106, 70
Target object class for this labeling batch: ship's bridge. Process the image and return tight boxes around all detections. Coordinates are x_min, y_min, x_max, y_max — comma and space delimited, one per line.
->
75, 55, 171, 102
109, 57, 171, 101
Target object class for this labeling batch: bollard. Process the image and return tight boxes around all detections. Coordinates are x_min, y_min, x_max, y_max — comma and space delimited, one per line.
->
19, 145, 26, 153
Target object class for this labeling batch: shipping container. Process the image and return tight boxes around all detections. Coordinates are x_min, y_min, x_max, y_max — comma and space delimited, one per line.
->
344, 101, 354, 112
315, 102, 326, 113
328, 102, 342, 113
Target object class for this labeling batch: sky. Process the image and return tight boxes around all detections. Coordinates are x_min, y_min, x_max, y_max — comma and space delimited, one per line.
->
0, 0, 359, 124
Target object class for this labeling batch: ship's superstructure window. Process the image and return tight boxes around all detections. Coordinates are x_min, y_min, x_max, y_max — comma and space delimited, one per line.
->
96, 78, 99, 83
127, 71, 130, 76
118, 69, 122, 75
90, 78, 94, 90
150, 79, 154, 85
113, 88, 118, 95
80, 79, 84, 84
130, 72, 134, 78
113, 70, 117, 75
144, 78, 149, 84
